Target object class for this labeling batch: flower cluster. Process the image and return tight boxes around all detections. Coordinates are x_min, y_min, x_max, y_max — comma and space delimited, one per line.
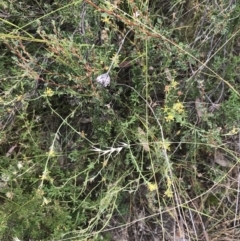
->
163, 80, 185, 123
43, 87, 54, 97
173, 101, 184, 114
163, 101, 185, 122
147, 182, 158, 192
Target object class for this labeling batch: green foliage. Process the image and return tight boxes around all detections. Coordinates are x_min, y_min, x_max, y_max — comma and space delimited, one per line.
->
0, 0, 240, 240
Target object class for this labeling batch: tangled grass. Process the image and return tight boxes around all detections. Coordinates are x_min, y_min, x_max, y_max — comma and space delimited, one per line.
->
0, 0, 240, 240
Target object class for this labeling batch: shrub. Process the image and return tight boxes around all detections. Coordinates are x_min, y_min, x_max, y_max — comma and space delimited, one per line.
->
0, 0, 240, 240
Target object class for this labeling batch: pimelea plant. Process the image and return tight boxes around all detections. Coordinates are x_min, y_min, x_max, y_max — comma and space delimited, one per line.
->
0, 0, 240, 241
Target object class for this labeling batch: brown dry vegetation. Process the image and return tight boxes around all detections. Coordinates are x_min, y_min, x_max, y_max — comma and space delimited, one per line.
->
0, 0, 240, 240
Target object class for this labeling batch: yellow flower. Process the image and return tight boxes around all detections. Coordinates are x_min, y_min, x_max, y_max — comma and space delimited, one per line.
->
102, 177, 106, 183
46, 148, 56, 157
16, 95, 23, 101
164, 188, 173, 198
160, 141, 171, 151
147, 182, 157, 192
101, 16, 111, 24
39, 169, 54, 184
225, 127, 240, 136
41, 197, 51, 206
165, 113, 174, 122
163, 106, 170, 113
110, 53, 120, 67
40, 170, 50, 181
173, 101, 184, 113
44, 87, 54, 97
170, 80, 178, 88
